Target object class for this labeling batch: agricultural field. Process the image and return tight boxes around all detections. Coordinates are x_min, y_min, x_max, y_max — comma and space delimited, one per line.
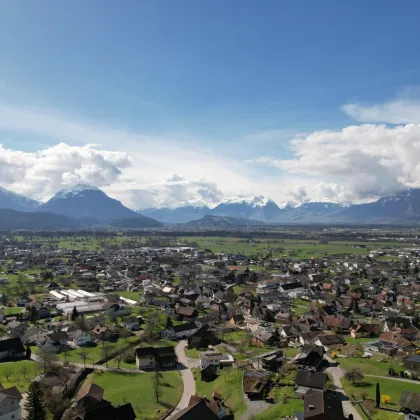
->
181, 236, 410, 259
83, 370, 183, 419
192, 367, 247, 418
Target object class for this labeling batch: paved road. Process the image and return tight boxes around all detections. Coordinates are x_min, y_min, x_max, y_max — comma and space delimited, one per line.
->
326, 356, 363, 420
20, 393, 27, 419
240, 399, 271, 420
365, 374, 420, 384
168, 341, 196, 419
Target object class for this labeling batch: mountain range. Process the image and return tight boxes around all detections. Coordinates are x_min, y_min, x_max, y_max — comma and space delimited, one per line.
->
1, 184, 420, 229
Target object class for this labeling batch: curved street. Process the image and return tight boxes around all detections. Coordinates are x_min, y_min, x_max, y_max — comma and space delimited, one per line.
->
168, 340, 196, 419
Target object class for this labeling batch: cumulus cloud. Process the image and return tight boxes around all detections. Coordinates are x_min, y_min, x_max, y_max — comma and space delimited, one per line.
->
252, 123, 420, 202
0, 143, 131, 200
129, 174, 224, 209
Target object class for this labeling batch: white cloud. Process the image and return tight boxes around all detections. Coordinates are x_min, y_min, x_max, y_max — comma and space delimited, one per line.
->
252, 122, 420, 202
0, 143, 132, 200
342, 99, 420, 124
127, 175, 224, 209
0, 103, 267, 205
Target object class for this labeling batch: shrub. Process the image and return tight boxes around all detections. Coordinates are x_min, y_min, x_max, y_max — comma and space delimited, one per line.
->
381, 395, 391, 404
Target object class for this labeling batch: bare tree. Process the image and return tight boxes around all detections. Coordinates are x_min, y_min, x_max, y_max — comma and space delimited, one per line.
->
145, 311, 161, 341
19, 364, 28, 380
101, 345, 111, 367
4, 366, 12, 381
78, 349, 89, 368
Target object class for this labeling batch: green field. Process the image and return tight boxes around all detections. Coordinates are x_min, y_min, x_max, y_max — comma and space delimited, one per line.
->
255, 386, 303, 420
342, 376, 420, 408
56, 336, 140, 365
192, 368, 247, 417
181, 236, 410, 259
0, 360, 40, 392
184, 348, 200, 358
337, 356, 402, 376
84, 370, 183, 419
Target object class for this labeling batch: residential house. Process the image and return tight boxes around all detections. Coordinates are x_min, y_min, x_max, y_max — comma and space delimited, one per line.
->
252, 329, 278, 347
404, 355, 420, 376
175, 306, 198, 321
0, 338, 25, 361
68, 330, 92, 346
76, 383, 104, 412
253, 349, 284, 371
323, 316, 352, 334
93, 325, 116, 342
21, 327, 49, 345
380, 332, 417, 354
161, 322, 199, 340
243, 370, 272, 400
229, 314, 245, 326
135, 346, 177, 369
304, 390, 346, 420
170, 398, 219, 420
36, 332, 68, 353
7, 321, 27, 338
315, 335, 346, 352
76, 403, 136, 420
350, 323, 381, 339
121, 317, 141, 331
400, 390, 420, 420
295, 370, 328, 398
199, 351, 233, 369
0, 384, 22, 420
295, 345, 325, 371
188, 324, 216, 349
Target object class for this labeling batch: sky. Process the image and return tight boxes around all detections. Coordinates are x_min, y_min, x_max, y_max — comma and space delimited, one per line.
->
1, 1, 420, 208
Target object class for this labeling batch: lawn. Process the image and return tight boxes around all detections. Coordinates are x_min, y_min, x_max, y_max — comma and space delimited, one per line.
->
341, 376, 420, 408
185, 348, 200, 358
57, 336, 140, 365
192, 368, 247, 418
0, 360, 40, 392
345, 336, 378, 345
284, 347, 301, 359
84, 371, 183, 419
337, 356, 402, 376
255, 386, 303, 420
1, 307, 25, 315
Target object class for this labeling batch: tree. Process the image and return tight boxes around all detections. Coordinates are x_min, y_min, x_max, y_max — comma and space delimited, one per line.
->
344, 368, 364, 385
3, 366, 12, 380
145, 311, 161, 341
78, 349, 89, 368
75, 315, 88, 331
165, 316, 173, 330
101, 345, 111, 367
20, 364, 29, 380
24, 381, 47, 420
71, 306, 79, 321
381, 395, 391, 404
153, 363, 163, 403
376, 382, 380, 408
29, 306, 37, 323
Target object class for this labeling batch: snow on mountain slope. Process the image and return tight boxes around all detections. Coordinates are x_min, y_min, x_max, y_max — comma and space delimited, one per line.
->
0, 187, 39, 212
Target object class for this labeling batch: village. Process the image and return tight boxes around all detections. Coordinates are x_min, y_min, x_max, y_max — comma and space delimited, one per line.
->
0, 232, 419, 420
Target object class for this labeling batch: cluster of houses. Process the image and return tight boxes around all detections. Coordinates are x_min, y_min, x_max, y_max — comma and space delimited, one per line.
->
1, 238, 420, 419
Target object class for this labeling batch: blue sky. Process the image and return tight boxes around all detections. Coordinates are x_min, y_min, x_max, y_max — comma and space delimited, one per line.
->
1, 1, 420, 207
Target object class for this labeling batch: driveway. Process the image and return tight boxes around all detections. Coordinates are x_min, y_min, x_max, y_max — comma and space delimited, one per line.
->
168, 341, 196, 419
325, 356, 363, 420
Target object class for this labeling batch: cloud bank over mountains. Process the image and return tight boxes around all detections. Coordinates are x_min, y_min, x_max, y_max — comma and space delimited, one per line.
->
1, 97, 420, 208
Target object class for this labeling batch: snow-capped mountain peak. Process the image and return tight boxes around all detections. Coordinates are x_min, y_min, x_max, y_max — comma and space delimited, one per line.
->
220, 194, 272, 208
53, 184, 100, 199
0, 186, 39, 211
